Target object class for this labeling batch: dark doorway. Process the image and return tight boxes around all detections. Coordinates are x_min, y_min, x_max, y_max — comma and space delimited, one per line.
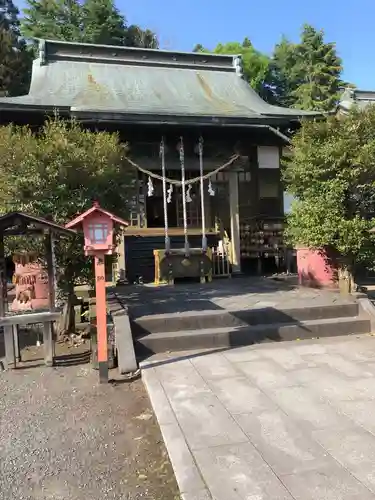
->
146, 196, 177, 228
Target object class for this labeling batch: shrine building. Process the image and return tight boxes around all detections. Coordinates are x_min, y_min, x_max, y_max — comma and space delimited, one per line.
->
0, 39, 320, 283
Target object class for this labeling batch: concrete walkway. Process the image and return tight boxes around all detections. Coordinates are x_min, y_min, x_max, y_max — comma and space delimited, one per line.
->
143, 335, 375, 500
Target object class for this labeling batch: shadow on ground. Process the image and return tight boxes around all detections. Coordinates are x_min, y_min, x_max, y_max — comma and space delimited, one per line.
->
114, 275, 300, 318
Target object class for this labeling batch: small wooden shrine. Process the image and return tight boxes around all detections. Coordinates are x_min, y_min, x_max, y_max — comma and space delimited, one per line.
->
0, 212, 75, 368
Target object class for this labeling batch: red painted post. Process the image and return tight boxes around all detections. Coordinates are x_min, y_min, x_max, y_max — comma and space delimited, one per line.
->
65, 202, 128, 384
95, 254, 108, 383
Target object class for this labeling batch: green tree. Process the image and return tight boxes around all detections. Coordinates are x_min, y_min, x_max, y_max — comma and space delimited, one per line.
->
194, 38, 272, 100
269, 36, 297, 107
124, 25, 158, 49
21, 0, 159, 48
21, 0, 82, 41
0, 117, 134, 333
81, 0, 126, 45
0, 0, 32, 96
271, 24, 343, 111
283, 107, 375, 287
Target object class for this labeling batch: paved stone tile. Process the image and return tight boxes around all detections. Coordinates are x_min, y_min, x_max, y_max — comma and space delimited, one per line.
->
335, 400, 375, 435
191, 353, 240, 379
223, 345, 265, 363
125, 276, 354, 318
142, 367, 176, 425
261, 347, 316, 370
288, 342, 329, 356
155, 359, 200, 383
155, 361, 211, 401
325, 339, 375, 362
269, 385, 351, 430
169, 392, 248, 451
288, 366, 339, 386
160, 421, 206, 495
305, 353, 374, 378
235, 409, 333, 475
313, 376, 375, 403
181, 489, 212, 500
144, 337, 375, 500
208, 376, 276, 415
313, 426, 375, 494
236, 359, 296, 390
193, 442, 293, 500
280, 464, 375, 500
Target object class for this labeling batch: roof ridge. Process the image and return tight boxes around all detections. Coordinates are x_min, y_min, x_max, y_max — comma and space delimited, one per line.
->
37, 38, 241, 73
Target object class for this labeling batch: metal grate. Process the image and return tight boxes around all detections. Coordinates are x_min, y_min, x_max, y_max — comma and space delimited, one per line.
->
211, 240, 231, 278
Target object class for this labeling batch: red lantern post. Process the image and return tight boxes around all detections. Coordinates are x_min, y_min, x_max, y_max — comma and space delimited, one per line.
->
66, 202, 128, 383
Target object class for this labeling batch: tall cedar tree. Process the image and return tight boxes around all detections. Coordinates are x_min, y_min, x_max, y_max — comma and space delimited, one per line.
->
21, 0, 158, 48
0, 0, 32, 96
271, 24, 343, 111
81, 0, 126, 45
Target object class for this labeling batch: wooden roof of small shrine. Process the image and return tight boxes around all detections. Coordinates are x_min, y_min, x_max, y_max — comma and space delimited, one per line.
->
0, 212, 76, 236
0, 39, 322, 127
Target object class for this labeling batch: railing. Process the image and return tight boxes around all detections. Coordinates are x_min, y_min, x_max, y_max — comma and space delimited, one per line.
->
211, 240, 231, 278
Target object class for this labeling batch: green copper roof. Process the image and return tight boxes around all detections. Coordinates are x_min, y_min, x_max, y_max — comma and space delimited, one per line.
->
0, 39, 320, 125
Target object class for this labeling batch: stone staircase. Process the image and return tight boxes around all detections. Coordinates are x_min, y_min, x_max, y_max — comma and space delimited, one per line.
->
132, 301, 372, 355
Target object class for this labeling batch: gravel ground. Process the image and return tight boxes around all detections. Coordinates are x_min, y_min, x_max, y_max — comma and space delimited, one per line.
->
0, 361, 180, 500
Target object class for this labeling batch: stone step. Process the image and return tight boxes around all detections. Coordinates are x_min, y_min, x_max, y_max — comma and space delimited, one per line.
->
135, 316, 371, 354
131, 303, 360, 336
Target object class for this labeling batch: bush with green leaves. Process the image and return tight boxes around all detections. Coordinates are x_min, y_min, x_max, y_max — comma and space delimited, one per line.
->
283, 107, 375, 276
0, 117, 134, 324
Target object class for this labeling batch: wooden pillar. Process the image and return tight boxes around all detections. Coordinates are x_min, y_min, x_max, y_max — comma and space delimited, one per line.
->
115, 231, 126, 284
0, 233, 6, 317
43, 321, 54, 366
95, 253, 108, 383
4, 326, 16, 368
13, 325, 20, 363
44, 230, 56, 310
229, 171, 241, 274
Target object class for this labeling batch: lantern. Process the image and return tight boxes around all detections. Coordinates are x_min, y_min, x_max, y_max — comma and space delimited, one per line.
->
65, 202, 128, 384
84, 213, 113, 256
66, 201, 128, 256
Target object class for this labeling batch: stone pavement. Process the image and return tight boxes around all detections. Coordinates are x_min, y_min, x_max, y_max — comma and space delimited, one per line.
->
119, 277, 355, 319
142, 334, 375, 500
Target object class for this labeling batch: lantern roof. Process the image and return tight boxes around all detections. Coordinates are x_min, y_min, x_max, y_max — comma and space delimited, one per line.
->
65, 202, 129, 230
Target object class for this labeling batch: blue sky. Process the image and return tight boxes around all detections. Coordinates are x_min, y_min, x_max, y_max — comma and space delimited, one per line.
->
16, 0, 375, 89
118, 0, 375, 89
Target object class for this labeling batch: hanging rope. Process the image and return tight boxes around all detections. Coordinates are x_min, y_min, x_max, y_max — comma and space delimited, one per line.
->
124, 154, 240, 186
160, 137, 170, 253
198, 136, 207, 252
179, 137, 189, 255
